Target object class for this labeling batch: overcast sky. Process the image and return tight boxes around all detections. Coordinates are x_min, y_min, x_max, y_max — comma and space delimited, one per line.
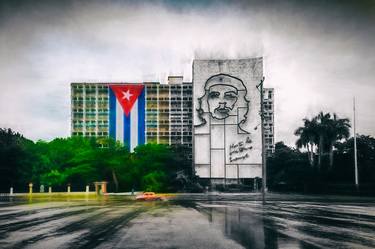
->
0, 0, 374, 146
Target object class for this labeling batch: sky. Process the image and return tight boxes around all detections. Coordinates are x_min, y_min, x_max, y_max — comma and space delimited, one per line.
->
0, 0, 374, 146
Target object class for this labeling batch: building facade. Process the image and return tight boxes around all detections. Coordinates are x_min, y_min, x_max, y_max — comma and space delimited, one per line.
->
71, 83, 110, 138
263, 88, 275, 155
71, 77, 192, 151
71, 60, 274, 184
193, 59, 264, 184
71, 81, 273, 155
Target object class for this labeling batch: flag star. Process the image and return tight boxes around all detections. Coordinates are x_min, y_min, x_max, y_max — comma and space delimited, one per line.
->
122, 90, 133, 101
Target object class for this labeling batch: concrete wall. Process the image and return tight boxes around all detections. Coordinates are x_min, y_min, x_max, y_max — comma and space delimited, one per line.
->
193, 59, 263, 180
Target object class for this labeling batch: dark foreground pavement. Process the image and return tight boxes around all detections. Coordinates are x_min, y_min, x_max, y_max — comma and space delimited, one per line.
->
0, 194, 375, 249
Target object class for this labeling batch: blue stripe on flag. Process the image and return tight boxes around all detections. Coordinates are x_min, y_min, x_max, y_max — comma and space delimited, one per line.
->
109, 88, 116, 140
124, 112, 131, 151
138, 88, 145, 145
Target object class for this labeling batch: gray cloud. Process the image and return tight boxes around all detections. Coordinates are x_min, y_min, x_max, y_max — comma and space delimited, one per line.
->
0, 0, 374, 145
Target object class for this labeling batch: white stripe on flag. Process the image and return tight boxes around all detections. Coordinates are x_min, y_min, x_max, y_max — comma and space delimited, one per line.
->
116, 99, 124, 142
130, 99, 138, 152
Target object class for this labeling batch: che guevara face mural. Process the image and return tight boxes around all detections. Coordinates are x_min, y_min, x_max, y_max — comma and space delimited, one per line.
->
193, 59, 263, 180
208, 84, 238, 119
196, 74, 250, 133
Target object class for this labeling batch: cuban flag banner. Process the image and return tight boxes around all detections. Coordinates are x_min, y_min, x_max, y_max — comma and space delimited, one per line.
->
109, 84, 145, 151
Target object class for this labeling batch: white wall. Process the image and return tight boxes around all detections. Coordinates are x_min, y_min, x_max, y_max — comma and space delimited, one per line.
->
193, 59, 263, 179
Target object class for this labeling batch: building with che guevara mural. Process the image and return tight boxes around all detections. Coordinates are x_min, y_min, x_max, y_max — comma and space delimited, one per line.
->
70, 58, 274, 184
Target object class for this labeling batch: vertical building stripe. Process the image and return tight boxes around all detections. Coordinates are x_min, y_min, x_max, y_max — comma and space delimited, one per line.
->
144, 86, 147, 144
124, 112, 131, 151
130, 99, 138, 152
109, 88, 116, 140
138, 89, 145, 146
116, 99, 124, 142
156, 85, 159, 143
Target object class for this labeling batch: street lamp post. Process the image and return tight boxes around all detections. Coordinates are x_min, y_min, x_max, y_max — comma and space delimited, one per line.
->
257, 77, 267, 204
353, 97, 359, 190
28, 183, 33, 195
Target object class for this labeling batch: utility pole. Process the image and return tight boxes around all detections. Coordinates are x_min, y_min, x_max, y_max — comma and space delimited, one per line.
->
257, 77, 266, 204
353, 97, 359, 189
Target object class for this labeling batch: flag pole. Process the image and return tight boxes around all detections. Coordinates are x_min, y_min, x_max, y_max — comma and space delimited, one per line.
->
353, 97, 358, 190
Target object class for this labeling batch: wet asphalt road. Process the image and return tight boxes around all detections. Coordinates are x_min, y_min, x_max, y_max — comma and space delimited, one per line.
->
0, 194, 375, 249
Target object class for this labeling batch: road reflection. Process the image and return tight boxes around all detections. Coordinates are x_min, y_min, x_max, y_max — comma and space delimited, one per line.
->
1, 196, 375, 249
195, 203, 319, 249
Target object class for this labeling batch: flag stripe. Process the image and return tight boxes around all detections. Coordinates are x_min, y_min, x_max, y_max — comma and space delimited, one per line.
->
124, 111, 131, 151
138, 89, 145, 145
130, 99, 138, 152
109, 89, 116, 140
116, 99, 124, 142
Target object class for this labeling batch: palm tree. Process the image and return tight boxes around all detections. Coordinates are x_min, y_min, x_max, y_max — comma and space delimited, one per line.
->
313, 112, 351, 169
294, 118, 318, 166
296, 112, 351, 169
315, 112, 331, 168
326, 113, 351, 168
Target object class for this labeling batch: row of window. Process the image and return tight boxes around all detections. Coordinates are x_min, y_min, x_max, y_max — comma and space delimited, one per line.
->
265, 138, 273, 144
264, 105, 273, 110
72, 91, 108, 96
146, 97, 168, 101
72, 132, 109, 136
72, 84, 107, 88
169, 108, 192, 112
73, 120, 108, 124
145, 131, 192, 135
145, 97, 193, 101
264, 116, 273, 122
73, 114, 108, 119
74, 124, 108, 128
172, 119, 192, 123
72, 99, 109, 103
73, 123, 109, 128
73, 109, 108, 112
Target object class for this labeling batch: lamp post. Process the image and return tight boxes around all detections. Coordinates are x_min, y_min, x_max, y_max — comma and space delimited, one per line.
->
257, 77, 267, 204
28, 183, 33, 194
353, 97, 359, 190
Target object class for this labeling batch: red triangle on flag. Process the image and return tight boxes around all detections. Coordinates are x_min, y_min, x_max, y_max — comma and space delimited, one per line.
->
109, 84, 144, 117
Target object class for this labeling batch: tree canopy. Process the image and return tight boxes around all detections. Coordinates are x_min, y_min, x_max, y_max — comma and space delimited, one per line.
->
0, 129, 193, 192
294, 112, 351, 169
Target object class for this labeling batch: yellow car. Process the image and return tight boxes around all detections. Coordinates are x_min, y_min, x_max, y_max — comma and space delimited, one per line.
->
135, 192, 162, 201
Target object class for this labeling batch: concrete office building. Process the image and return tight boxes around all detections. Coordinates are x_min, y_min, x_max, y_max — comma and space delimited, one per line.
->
71, 60, 274, 185
263, 88, 275, 155
71, 83, 272, 148
71, 77, 192, 150
71, 81, 273, 156
192, 58, 275, 185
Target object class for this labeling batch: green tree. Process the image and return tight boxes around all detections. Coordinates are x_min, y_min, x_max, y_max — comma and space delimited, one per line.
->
142, 171, 167, 192
132, 143, 183, 192
325, 113, 351, 168
64, 137, 131, 191
132, 143, 169, 191
0, 128, 193, 193
335, 135, 375, 183
295, 112, 351, 169
40, 169, 68, 187
0, 128, 35, 191
267, 142, 314, 190
295, 117, 318, 166
315, 112, 331, 168
37, 137, 98, 188
95, 138, 130, 192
